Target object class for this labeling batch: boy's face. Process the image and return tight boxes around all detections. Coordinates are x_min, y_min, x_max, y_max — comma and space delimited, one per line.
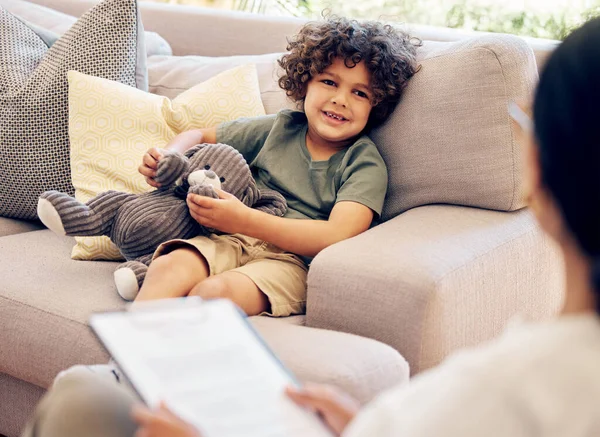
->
304, 58, 373, 149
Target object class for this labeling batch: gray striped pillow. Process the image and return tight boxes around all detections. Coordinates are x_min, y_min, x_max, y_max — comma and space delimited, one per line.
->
0, 0, 147, 219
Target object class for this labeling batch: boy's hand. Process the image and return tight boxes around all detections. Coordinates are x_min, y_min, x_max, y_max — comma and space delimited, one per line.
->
139, 148, 165, 188
286, 384, 360, 436
187, 189, 252, 234
131, 402, 202, 437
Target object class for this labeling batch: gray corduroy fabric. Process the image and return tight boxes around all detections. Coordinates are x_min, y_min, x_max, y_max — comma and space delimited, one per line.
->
114, 253, 153, 288
37, 143, 287, 295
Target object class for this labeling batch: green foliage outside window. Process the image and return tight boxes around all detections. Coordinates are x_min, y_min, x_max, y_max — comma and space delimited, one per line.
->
229, 0, 600, 41
443, 1, 600, 40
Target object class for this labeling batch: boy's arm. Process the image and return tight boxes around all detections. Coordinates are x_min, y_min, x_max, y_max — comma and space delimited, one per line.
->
246, 201, 374, 257
165, 127, 217, 153
188, 193, 374, 258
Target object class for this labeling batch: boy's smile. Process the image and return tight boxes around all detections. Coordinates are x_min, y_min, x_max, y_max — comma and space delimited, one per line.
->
304, 57, 373, 155
322, 110, 347, 124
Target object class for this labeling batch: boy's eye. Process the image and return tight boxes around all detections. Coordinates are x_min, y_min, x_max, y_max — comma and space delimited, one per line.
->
204, 165, 211, 170
322, 79, 335, 86
354, 90, 369, 99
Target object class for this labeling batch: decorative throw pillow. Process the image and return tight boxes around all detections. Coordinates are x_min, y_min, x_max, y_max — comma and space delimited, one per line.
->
147, 53, 294, 115
17, 19, 61, 47
0, 0, 147, 220
370, 35, 538, 220
0, 0, 172, 57
68, 63, 266, 260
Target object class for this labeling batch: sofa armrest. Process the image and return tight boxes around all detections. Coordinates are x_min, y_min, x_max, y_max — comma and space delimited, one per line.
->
306, 204, 563, 374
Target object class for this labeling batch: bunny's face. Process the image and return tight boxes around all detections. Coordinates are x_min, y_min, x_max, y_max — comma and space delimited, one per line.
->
187, 166, 222, 191
183, 143, 256, 201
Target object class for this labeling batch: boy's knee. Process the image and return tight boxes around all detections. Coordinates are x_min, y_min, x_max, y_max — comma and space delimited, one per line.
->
189, 276, 234, 301
149, 247, 201, 273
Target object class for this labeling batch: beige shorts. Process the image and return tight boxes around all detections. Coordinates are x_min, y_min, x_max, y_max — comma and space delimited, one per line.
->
153, 234, 308, 317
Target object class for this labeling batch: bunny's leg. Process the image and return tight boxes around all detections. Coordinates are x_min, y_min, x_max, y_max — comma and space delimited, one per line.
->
37, 190, 137, 237
253, 189, 287, 216
113, 254, 153, 301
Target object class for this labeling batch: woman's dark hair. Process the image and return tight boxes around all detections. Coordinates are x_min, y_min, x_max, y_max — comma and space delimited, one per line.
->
278, 17, 421, 130
533, 17, 600, 311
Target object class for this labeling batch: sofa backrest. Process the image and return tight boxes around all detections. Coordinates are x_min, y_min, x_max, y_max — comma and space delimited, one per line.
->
31, 0, 558, 70
144, 33, 538, 218
26, 0, 546, 219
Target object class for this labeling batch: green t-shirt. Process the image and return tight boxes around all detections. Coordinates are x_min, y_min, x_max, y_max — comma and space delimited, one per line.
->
216, 109, 388, 221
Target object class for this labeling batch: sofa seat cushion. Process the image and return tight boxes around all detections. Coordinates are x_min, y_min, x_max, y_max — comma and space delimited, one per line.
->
0, 217, 44, 237
250, 316, 409, 404
0, 230, 124, 388
0, 230, 408, 405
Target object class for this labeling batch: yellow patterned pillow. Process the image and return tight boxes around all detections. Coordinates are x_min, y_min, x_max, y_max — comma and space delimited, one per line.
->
68, 64, 266, 260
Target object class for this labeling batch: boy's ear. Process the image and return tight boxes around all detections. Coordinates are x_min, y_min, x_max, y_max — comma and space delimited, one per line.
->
298, 98, 307, 112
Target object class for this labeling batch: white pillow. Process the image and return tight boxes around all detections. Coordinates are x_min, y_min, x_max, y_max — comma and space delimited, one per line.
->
148, 53, 295, 115
0, 0, 172, 57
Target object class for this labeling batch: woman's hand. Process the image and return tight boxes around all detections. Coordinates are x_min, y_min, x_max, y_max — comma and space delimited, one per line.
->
286, 384, 360, 436
187, 189, 253, 234
131, 402, 202, 437
138, 147, 165, 188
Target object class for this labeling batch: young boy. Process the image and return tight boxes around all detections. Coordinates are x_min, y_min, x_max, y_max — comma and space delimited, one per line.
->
137, 17, 420, 317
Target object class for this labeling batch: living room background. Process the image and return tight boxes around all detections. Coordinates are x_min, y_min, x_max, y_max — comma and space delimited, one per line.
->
143, 0, 600, 40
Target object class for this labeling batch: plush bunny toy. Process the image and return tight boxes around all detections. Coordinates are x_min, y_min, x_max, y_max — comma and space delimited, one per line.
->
37, 143, 287, 301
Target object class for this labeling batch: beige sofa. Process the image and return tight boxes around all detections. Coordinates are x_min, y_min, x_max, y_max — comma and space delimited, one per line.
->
0, 1, 563, 436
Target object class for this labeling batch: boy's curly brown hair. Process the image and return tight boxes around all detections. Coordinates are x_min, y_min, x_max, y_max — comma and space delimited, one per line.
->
278, 17, 421, 130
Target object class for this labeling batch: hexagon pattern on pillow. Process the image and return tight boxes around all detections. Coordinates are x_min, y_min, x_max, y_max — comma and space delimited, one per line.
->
68, 64, 266, 260
0, 0, 145, 219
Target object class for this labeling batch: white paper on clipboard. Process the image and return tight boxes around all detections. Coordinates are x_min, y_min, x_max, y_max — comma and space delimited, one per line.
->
90, 298, 333, 437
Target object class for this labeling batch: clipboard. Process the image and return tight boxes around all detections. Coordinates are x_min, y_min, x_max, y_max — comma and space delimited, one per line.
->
89, 297, 334, 437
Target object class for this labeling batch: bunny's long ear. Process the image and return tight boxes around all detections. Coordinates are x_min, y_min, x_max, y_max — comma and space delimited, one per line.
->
253, 189, 287, 217
184, 143, 207, 158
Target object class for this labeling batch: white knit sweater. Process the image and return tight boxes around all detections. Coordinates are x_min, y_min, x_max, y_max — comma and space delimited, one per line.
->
345, 314, 600, 437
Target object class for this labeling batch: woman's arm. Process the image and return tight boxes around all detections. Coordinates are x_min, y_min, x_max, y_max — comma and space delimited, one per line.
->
186, 194, 374, 258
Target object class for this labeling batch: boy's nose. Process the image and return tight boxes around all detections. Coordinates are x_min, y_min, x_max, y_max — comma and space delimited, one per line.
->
331, 94, 347, 107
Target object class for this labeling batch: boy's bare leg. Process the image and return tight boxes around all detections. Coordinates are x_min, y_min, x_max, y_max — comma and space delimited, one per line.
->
188, 272, 270, 316
135, 247, 210, 302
